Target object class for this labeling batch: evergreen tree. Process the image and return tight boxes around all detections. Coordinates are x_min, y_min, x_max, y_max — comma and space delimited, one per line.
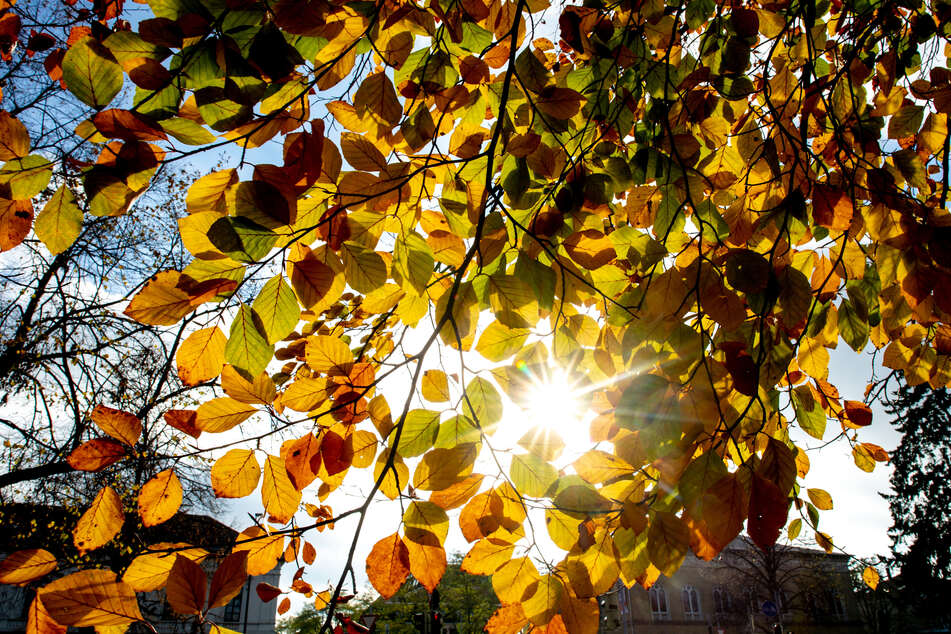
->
883, 381, 951, 626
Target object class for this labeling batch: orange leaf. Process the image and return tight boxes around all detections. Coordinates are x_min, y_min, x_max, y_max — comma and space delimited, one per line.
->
0, 198, 34, 252
563, 230, 615, 269
90, 404, 141, 446
39, 570, 143, 627
278, 597, 291, 615
233, 526, 284, 576
365, 533, 410, 599
863, 565, 880, 590
844, 400, 873, 427
404, 528, 446, 593
26, 595, 66, 634
137, 469, 182, 527
73, 486, 124, 554
166, 555, 206, 615
429, 474, 484, 510
66, 438, 127, 472
291, 252, 336, 309
0, 110, 31, 160
211, 449, 261, 499
485, 604, 528, 634
0, 549, 57, 585
302, 541, 316, 565
208, 551, 248, 609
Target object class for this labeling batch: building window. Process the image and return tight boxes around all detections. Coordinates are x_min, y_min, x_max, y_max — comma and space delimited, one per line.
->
713, 586, 732, 614
682, 585, 702, 620
223, 586, 243, 623
648, 585, 669, 621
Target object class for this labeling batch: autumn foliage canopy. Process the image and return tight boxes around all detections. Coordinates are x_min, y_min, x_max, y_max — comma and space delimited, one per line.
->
0, 0, 941, 629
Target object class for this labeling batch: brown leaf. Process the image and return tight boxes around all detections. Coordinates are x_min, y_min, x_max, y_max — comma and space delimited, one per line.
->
67, 438, 127, 472
166, 555, 206, 615
208, 551, 248, 609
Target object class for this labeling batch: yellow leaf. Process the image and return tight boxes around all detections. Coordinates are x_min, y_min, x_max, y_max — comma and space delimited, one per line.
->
39, 570, 142, 627
797, 337, 830, 380
122, 543, 207, 592
429, 473, 484, 510
521, 575, 564, 626
492, 557, 540, 604
211, 449, 261, 498
461, 538, 513, 576
421, 369, 450, 402
340, 132, 388, 171
186, 169, 237, 213
806, 487, 834, 510
404, 528, 446, 593
863, 565, 880, 590
573, 450, 635, 484
195, 397, 257, 433
305, 335, 353, 374
0, 549, 57, 586
138, 469, 182, 527
476, 321, 531, 362
233, 526, 284, 576
261, 455, 301, 524
176, 326, 226, 386
90, 405, 141, 447
74, 486, 124, 554
123, 271, 201, 326
403, 501, 449, 543
485, 604, 528, 634
412, 445, 477, 491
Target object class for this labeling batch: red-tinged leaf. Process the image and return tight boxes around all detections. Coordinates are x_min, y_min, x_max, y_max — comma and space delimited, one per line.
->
90, 404, 142, 446
812, 183, 853, 231
67, 438, 127, 472
92, 109, 168, 142
164, 409, 202, 438
535, 87, 584, 119
844, 400, 873, 427
302, 541, 316, 565
0, 549, 57, 586
747, 474, 789, 550
208, 551, 248, 609
366, 533, 410, 599
166, 555, 206, 615
256, 582, 282, 603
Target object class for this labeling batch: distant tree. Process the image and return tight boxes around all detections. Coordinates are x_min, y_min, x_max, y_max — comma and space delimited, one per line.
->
277, 553, 498, 634
882, 380, 951, 628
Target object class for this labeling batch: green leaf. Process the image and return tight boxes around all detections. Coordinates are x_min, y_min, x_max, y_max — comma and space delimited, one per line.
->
510, 454, 558, 498
252, 275, 299, 344
434, 415, 481, 450
225, 305, 273, 378
476, 321, 530, 362
462, 376, 503, 430
0, 155, 52, 200
207, 216, 277, 263
62, 38, 124, 109
838, 298, 869, 352
395, 409, 440, 458
791, 385, 826, 440
393, 231, 434, 295
160, 118, 217, 145
34, 185, 82, 254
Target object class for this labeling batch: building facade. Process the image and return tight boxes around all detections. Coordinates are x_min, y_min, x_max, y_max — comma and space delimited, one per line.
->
0, 507, 281, 634
600, 538, 865, 633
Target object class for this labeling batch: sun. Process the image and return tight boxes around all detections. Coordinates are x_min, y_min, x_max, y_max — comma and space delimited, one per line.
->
509, 362, 592, 457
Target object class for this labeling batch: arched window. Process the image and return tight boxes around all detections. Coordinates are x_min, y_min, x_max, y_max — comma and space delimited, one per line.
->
682, 585, 702, 620
713, 586, 732, 614
648, 585, 669, 621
